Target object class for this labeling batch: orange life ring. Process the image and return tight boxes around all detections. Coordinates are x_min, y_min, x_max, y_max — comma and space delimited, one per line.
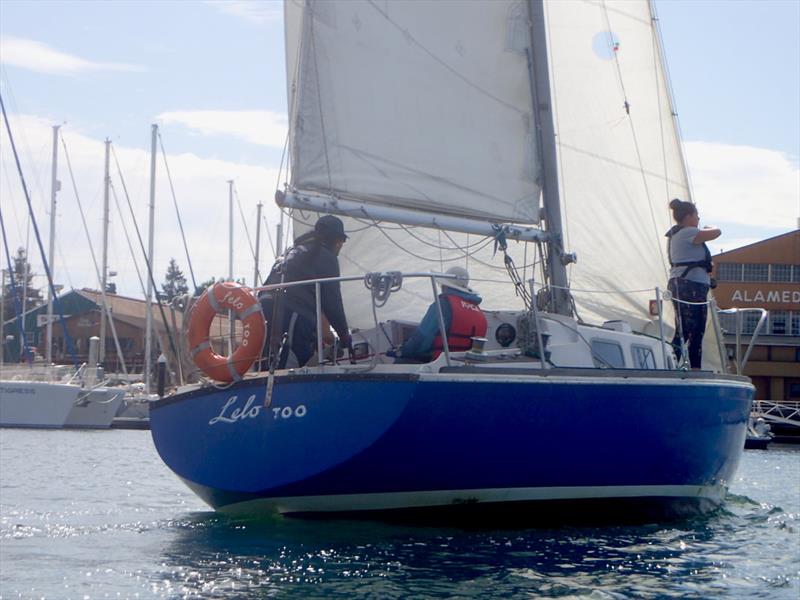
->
188, 282, 266, 382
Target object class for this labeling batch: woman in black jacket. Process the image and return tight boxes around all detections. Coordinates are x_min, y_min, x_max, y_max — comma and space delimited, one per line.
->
260, 215, 351, 369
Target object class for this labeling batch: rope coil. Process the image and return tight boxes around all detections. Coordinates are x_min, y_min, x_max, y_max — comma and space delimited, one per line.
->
364, 272, 403, 308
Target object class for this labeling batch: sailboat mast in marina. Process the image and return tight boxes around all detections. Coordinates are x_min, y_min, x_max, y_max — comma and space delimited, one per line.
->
149, 0, 753, 522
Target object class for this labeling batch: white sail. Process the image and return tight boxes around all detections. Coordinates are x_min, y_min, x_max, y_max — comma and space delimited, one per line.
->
284, 0, 542, 224
285, 0, 721, 371
545, 0, 689, 332
289, 215, 532, 328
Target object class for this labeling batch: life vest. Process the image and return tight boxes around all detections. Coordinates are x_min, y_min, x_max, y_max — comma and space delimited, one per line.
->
432, 294, 488, 358
666, 225, 713, 279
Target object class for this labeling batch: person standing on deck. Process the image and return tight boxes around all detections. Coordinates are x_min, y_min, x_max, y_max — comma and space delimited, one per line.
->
388, 266, 487, 363
259, 215, 351, 369
665, 198, 721, 369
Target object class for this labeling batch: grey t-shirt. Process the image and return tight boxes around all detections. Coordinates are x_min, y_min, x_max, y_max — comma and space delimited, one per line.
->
668, 226, 710, 284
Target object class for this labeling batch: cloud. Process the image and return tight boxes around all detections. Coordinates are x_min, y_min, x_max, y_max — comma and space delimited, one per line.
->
156, 110, 288, 148
206, 0, 282, 25
684, 141, 799, 230
0, 36, 144, 75
1, 113, 284, 299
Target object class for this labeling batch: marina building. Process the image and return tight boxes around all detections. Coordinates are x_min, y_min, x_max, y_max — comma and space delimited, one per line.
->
1, 288, 230, 379
712, 230, 800, 402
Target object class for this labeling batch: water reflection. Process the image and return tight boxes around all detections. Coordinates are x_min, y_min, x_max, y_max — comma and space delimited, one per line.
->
154, 504, 798, 599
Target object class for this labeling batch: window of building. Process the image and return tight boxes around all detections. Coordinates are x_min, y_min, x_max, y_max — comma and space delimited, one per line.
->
591, 340, 625, 368
791, 311, 800, 336
632, 345, 657, 369
769, 311, 788, 335
742, 263, 768, 282
716, 263, 743, 282
741, 312, 762, 335
718, 313, 736, 333
771, 264, 793, 282
794, 266, 800, 283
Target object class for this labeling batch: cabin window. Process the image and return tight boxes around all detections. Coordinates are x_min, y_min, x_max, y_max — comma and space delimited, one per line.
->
717, 263, 743, 282
591, 340, 625, 368
632, 345, 657, 369
770, 264, 793, 283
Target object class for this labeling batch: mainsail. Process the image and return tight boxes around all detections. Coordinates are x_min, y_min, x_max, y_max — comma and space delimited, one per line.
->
283, 0, 692, 338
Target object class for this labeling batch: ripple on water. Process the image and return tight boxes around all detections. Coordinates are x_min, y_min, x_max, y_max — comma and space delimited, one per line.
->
0, 431, 798, 598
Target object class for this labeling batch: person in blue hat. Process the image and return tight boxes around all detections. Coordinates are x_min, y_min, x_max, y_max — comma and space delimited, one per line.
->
259, 215, 351, 369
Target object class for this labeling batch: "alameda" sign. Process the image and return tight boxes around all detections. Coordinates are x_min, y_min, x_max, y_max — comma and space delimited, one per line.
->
729, 289, 800, 305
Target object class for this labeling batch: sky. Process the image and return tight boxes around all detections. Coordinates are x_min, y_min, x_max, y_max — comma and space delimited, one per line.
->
0, 0, 798, 301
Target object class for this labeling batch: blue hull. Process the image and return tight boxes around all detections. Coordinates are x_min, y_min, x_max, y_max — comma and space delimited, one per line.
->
150, 370, 752, 519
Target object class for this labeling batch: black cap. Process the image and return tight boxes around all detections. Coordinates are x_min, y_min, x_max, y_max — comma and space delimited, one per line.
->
315, 215, 348, 242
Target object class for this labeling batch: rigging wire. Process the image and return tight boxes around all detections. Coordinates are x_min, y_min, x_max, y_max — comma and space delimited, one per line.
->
0, 200, 29, 361
157, 132, 198, 292
600, 1, 668, 276
650, 0, 697, 201
0, 92, 77, 365
262, 214, 276, 258
109, 143, 183, 375
108, 181, 147, 298
233, 184, 257, 262
59, 132, 129, 375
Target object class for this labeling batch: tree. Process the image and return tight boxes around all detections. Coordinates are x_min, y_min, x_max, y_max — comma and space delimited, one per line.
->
161, 258, 189, 302
1, 247, 44, 322
195, 277, 216, 297
193, 276, 246, 297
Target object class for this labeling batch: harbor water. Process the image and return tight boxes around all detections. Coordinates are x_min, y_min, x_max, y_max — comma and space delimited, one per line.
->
0, 429, 797, 599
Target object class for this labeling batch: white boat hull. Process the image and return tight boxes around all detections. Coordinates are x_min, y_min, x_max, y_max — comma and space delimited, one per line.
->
0, 381, 81, 429
64, 389, 125, 429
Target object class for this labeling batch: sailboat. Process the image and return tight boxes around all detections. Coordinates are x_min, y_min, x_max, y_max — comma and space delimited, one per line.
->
0, 124, 124, 429
149, 0, 752, 520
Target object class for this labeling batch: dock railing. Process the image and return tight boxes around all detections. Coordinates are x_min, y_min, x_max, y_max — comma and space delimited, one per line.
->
718, 307, 768, 375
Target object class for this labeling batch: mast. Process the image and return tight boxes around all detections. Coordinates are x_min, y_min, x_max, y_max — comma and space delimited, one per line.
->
527, 0, 572, 316
253, 201, 263, 286
227, 180, 234, 282
45, 124, 60, 364
227, 179, 234, 352
145, 124, 157, 393
99, 138, 110, 365
275, 221, 283, 259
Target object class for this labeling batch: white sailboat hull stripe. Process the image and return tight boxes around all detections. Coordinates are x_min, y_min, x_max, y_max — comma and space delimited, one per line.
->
217, 484, 726, 515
